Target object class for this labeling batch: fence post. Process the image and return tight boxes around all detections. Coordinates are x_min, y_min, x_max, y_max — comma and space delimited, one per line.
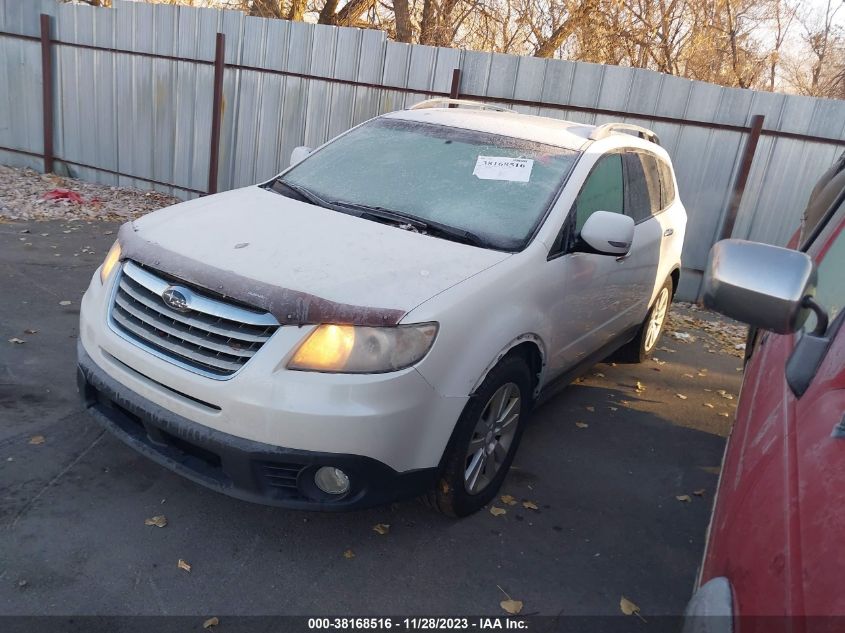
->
449, 68, 461, 106
720, 114, 765, 240
40, 14, 54, 174
207, 33, 226, 195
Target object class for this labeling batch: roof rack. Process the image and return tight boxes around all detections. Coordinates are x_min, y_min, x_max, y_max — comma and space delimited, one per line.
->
409, 98, 516, 113
589, 123, 660, 145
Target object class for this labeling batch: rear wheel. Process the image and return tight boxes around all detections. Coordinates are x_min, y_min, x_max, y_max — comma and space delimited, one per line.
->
426, 354, 532, 517
622, 277, 673, 363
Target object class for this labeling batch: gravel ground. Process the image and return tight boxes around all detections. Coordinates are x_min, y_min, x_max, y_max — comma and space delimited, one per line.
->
0, 165, 180, 223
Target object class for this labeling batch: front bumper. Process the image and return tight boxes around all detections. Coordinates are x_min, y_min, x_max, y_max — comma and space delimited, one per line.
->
78, 342, 437, 510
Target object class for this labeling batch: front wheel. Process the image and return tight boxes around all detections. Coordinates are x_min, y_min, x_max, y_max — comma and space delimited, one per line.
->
622, 277, 673, 363
426, 354, 532, 517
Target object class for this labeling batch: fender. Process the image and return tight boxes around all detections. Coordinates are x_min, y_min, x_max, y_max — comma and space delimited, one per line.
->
470, 333, 547, 398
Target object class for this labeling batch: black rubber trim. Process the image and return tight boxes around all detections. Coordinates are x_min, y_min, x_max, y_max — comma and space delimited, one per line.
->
77, 341, 437, 511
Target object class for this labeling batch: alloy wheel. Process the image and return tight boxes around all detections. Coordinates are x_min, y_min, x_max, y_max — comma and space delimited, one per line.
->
644, 287, 670, 352
463, 382, 521, 494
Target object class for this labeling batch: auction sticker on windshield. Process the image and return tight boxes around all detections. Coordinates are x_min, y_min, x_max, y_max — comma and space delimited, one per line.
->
472, 156, 534, 182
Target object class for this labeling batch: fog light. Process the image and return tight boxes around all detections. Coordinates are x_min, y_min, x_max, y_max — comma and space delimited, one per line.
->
314, 466, 350, 495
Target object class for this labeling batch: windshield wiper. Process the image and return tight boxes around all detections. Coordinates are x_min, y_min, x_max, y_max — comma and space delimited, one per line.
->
325, 200, 488, 248
270, 179, 329, 208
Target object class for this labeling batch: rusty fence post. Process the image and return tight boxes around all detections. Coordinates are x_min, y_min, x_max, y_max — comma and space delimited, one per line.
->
720, 114, 765, 240
449, 68, 461, 106
207, 33, 226, 195
40, 13, 54, 174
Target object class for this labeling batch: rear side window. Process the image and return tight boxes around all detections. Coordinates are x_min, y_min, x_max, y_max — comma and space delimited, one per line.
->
659, 160, 676, 208
574, 154, 624, 232
639, 153, 663, 214
623, 153, 652, 223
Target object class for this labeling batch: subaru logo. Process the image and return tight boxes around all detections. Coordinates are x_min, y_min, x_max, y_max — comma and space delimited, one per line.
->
161, 286, 190, 313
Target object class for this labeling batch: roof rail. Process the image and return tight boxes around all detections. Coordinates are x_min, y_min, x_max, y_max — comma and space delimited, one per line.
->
409, 98, 516, 113
589, 123, 660, 145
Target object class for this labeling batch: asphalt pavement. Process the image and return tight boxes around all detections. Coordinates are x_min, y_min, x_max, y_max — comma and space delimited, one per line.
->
0, 220, 741, 618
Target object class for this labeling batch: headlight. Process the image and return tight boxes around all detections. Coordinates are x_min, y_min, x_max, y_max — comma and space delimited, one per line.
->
100, 241, 122, 284
289, 323, 438, 373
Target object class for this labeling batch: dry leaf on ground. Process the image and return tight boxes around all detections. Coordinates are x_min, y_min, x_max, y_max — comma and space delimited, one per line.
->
676, 393, 688, 400
59, 300, 71, 306
490, 506, 507, 517
620, 596, 646, 622
29, 435, 45, 445
575, 421, 589, 429
693, 489, 706, 496
343, 549, 355, 559
500, 495, 518, 506
676, 495, 692, 503
703, 403, 714, 408
522, 500, 539, 511
202, 617, 219, 629
177, 559, 192, 572
144, 515, 167, 528
372, 523, 390, 535
24, 329, 38, 334
500, 599, 523, 615
8, 337, 25, 344
585, 406, 595, 412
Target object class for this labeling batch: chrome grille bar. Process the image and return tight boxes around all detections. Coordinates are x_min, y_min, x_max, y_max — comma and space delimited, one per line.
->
108, 260, 280, 379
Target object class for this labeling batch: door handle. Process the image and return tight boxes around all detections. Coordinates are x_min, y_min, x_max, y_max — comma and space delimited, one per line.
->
663, 228, 674, 237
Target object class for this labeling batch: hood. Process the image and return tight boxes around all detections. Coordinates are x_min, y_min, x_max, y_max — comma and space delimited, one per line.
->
123, 186, 510, 324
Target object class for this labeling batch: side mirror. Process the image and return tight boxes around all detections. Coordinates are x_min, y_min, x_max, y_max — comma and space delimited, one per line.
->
580, 211, 635, 256
289, 146, 313, 167
702, 239, 817, 334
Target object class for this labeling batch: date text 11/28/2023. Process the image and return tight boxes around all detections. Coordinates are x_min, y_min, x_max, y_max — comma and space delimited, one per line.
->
307, 618, 529, 630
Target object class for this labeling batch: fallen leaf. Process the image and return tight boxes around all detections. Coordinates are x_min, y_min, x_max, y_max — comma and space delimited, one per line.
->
144, 515, 167, 528
620, 596, 646, 622
177, 559, 192, 572
585, 406, 595, 412
693, 489, 706, 497
500, 599, 523, 615
500, 494, 518, 506
8, 337, 25, 344
703, 403, 714, 408
575, 421, 589, 429
719, 412, 730, 418
608, 406, 618, 412
29, 435, 45, 445
203, 617, 219, 629
372, 523, 390, 535
675, 393, 688, 400
522, 500, 539, 511
343, 549, 355, 559
683, 373, 695, 379
593, 372, 605, 378
59, 300, 72, 306
490, 506, 507, 517
635, 381, 645, 392
24, 329, 38, 334
676, 495, 692, 503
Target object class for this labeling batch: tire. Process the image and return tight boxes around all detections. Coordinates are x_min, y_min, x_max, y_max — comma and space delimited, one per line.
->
621, 277, 673, 363
425, 354, 533, 517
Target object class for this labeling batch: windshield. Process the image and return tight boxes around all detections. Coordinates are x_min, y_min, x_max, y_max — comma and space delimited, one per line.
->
276, 118, 580, 250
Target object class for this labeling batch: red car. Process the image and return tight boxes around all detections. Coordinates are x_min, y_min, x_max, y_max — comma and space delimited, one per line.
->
683, 155, 845, 632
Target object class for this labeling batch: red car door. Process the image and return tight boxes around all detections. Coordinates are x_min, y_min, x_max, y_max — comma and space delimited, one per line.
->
697, 203, 845, 632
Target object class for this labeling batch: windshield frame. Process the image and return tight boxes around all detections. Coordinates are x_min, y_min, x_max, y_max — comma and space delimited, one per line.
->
263, 116, 583, 253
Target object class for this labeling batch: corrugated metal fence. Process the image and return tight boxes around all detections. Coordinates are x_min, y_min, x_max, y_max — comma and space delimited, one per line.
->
2, 0, 844, 299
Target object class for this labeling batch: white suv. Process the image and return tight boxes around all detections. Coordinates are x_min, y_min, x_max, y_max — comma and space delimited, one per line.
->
77, 99, 686, 516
